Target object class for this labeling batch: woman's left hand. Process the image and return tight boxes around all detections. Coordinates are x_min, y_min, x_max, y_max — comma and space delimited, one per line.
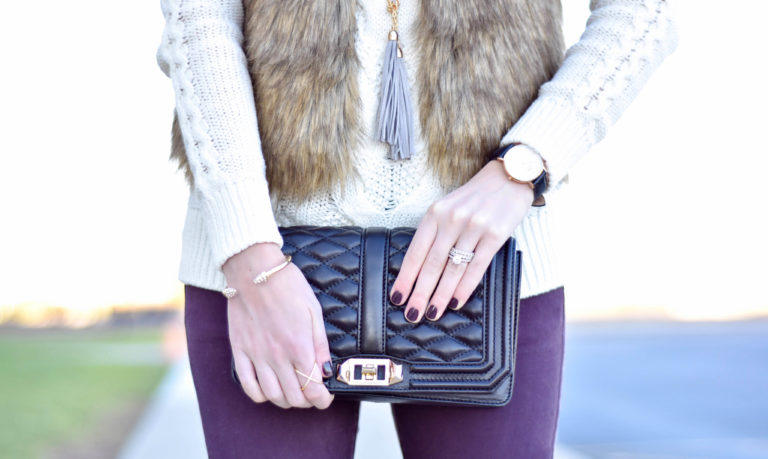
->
389, 159, 535, 322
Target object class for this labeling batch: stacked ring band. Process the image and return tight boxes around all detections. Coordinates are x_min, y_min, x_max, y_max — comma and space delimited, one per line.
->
448, 247, 474, 264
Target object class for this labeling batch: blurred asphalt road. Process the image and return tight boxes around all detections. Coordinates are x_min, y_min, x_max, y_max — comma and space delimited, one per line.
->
557, 320, 768, 458
119, 320, 768, 459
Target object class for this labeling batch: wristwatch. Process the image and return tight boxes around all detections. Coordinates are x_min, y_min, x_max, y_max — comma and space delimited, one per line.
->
491, 143, 549, 206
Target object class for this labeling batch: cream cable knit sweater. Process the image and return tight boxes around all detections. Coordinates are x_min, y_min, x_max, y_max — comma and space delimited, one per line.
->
155, 0, 677, 299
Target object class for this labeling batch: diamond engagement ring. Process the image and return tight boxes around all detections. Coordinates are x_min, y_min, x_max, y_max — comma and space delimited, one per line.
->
448, 247, 474, 264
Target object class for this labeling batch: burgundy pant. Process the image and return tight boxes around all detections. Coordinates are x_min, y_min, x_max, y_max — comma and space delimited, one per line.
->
185, 285, 565, 459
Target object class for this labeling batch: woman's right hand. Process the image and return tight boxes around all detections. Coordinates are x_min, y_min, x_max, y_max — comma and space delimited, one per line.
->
223, 242, 335, 409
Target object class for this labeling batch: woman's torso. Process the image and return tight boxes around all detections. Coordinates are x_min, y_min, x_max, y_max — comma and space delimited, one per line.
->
271, 2, 445, 229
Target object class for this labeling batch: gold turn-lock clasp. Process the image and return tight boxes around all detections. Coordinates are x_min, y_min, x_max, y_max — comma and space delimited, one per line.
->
336, 358, 404, 386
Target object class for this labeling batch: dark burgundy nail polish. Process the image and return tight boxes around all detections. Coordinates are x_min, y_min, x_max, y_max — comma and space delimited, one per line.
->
448, 297, 459, 310
322, 361, 333, 378
391, 291, 403, 305
426, 305, 438, 320
406, 308, 419, 322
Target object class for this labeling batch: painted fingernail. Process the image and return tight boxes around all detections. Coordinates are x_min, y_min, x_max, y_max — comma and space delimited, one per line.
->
426, 305, 438, 320
448, 297, 459, 310
405, 307, 419, 322
322, 361, 333, 378
391, 291, 403, 305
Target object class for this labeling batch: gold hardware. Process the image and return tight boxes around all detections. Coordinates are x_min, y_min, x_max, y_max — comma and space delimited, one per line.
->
252, 255, 292, 284
386, 5, 404, 58
386, 0, 400, 32
336, 358, 404, 386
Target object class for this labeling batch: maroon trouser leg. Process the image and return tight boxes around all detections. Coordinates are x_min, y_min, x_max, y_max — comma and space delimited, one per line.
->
185, 285, 565, 459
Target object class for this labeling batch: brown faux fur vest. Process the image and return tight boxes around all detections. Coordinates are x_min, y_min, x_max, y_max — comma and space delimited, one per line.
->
170, 0, 564, 201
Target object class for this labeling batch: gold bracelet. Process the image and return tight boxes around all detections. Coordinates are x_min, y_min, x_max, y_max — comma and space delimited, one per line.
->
252, 254, 292, 284
221, 254, 292, 299
222, 287, 238, 299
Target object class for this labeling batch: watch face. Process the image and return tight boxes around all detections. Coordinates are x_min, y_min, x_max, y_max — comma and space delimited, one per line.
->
502, 146, 544, 182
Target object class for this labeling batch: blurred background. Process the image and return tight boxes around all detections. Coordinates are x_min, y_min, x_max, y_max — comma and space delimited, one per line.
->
1, 1, 766, 458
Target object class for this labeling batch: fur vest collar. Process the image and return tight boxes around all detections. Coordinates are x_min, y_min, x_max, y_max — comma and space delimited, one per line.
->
171, 0, 564, 200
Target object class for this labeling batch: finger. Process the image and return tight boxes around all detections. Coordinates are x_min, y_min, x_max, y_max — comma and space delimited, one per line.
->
253, 363, 291, 409
389, 211, 438, 306
425, 226, 484, 321
274, 361, 313, 409
452, 236, 503, 310
294, 358, 334, 410
305, 299, 335, 409
307, 298, 333, 380
404, 224, 461, 323
233, 349, 266, 403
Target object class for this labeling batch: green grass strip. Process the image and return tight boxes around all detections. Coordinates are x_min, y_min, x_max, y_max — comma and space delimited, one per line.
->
0, 327, 168, 458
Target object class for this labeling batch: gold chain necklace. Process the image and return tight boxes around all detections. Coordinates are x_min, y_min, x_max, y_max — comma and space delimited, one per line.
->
386, 0, 401, 48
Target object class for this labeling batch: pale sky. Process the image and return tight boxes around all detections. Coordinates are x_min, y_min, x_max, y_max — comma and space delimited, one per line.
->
1, 1, 766, 321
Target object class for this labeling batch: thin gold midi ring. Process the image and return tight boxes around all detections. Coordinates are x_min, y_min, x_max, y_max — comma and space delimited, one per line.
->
294, 362, 322, 391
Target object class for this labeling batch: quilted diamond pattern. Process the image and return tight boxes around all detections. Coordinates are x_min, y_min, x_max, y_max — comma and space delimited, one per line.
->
279, 226, 362, 359
386, 228, 485, 363
279, 226, 486, 363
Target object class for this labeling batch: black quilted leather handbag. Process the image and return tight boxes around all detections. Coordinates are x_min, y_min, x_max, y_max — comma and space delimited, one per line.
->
232, 225, 522, 407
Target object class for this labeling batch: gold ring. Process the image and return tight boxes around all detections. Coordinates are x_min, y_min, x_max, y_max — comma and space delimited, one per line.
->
294, 362, 322, 391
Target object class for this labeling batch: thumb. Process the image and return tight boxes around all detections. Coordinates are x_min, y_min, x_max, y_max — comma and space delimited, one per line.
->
307, 299, 334, 379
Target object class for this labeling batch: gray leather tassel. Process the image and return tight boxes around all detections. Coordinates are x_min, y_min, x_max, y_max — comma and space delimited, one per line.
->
376, 31, 415, 160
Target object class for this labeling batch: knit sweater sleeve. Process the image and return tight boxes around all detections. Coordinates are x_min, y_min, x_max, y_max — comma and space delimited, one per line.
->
499, 0, 679, 187
156, 0, 283, 270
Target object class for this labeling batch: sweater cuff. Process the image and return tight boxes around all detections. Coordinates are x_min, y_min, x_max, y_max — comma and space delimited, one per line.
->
500, 96, 595, 187
199, 178, 284, 271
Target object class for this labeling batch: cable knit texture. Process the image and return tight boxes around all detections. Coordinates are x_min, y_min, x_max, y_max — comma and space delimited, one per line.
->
156, 0, 678, 299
